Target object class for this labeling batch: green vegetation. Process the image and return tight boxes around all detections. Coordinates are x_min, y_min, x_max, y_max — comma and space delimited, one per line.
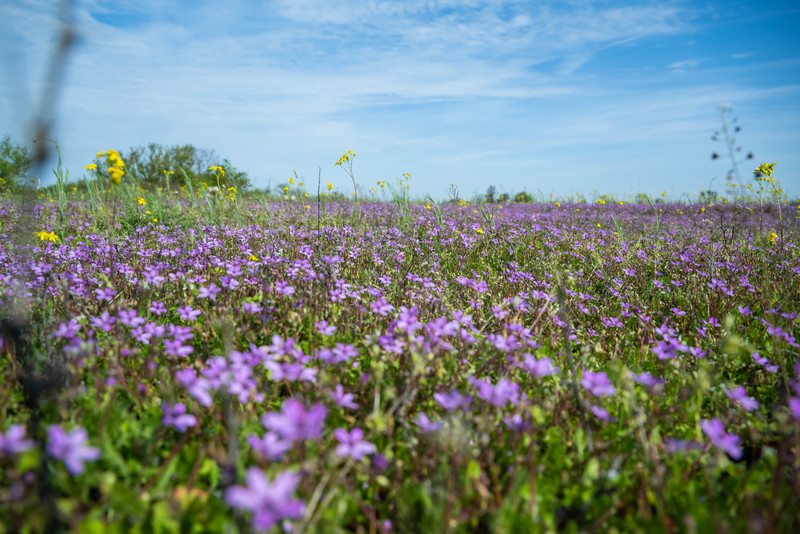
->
0, 141, 798, 533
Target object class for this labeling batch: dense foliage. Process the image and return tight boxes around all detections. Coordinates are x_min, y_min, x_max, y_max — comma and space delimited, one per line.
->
0, 135, 33, 192
1, 170, 799, 533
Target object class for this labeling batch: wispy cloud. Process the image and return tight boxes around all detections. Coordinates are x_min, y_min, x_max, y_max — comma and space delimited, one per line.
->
668, 59, 700, 71
1, 0, 798, 197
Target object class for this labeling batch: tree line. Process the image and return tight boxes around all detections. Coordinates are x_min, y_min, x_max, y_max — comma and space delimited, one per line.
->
0, 136, 251, 193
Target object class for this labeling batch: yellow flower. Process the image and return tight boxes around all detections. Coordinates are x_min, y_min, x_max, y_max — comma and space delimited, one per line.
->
163, 170, 175, 175
108, 167, 124, 185
36, 231, 58, 242
335, 150, 355, 166
768, 231, 777, 245
85, 163, 97, 170
327, 182, 333, 191
755, 161, 777, 179
475, 227, 484, 235
136, 197, 146, 205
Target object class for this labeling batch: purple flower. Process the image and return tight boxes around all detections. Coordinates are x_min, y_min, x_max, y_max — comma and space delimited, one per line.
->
472, 280, 489, 293
518, 353, 559, 377
316, 320, 337, 336
174, 368, 213, 407
46, 425, 101, 475
503, 413, 530, 431
790, 398, 800, 422
169, 324, 194, 344
90, 311, 116, 332
601, 316, 624, 328
198, 283, 222, 300
149, 301, 167, 315
330, 384, 358, 410
225, 468, 305, 531
53, 319, 81, 339
275, 281, 295, 297
177, 305, 201, 321
469, 376, 520, 408
722, 385, 760, 412
664, 438, 703, 453
488, 333, 520, 352
700, 418, 743, 460
164, 338, 194, 358
688, 347, 707, 358
118, 309, 145, 328
161, 402, 197, 432
143, 268, 165, 286
220, 275, 239, 291
334, 427, 377, 460
655, 323, 677, 338
752, 352, 779, 373
652, 337, 688, 360
630, 371, 664, 389
370, 297, 395, 317
266, 362, 316, 383
581, 370, 616, 397
242, 301, 263, 314
491, 306, 508, 320
433, 390, 472, 411
131, 326, 152, 344
414, 412, 443, 433
317, 343, 358, 365
590, 405, 615, 422
247, 432, 292, 461
95, 287, 116, 301
261, 398, 327, 442
0, 424, 36, 456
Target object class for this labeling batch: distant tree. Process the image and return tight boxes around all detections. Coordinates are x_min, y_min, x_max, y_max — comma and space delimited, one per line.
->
514, 191, 532, 203
0, 135, 33, 191
698, 190, 718, 203
95, 143, 251, 192
498, 193, 510, 203
485, 185, 497, 203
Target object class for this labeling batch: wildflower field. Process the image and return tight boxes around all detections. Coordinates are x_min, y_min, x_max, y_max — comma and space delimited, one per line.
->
1, 159, 800, 533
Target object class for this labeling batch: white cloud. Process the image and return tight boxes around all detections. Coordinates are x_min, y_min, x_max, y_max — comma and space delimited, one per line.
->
668, 59, 700, 71
1, 0, 798, 198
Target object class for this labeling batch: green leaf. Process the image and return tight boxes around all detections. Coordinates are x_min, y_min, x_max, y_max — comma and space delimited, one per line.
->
109, 484, 146, 519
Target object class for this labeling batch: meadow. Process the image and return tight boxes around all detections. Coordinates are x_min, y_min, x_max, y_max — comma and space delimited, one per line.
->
1, 153, 799, 533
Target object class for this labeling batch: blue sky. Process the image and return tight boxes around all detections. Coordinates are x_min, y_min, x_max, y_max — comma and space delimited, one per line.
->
2, 0, 799, 200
